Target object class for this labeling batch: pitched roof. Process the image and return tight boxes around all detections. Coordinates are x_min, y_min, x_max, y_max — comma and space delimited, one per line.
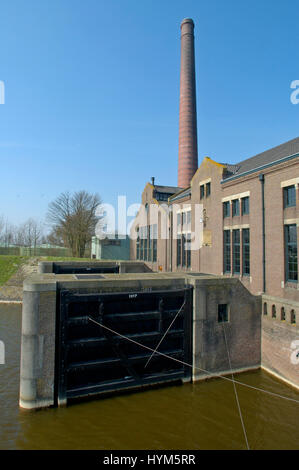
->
222, 136, 299, 180
169, 186, 191, 202
154, 185, 183, 194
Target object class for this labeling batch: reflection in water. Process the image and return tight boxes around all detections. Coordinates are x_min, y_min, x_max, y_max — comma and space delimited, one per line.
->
0, 304, 298, 450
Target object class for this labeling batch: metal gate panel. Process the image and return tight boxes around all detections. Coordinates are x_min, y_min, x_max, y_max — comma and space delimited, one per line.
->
53, 264, 119, 274
56, 287, 192, 404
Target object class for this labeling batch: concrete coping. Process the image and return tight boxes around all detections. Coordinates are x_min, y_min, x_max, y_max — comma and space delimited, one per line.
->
262, 294, 299, 309
23, 272, 242, 293
23, 274, 57, 292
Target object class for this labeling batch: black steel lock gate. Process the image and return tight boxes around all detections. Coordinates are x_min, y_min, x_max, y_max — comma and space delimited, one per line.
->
56, 287, 193, 404
53, 264, 119, 274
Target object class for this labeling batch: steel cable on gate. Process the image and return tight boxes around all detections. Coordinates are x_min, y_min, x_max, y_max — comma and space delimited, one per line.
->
221, 319, 250, 450
144, 299, 186, 369
88, 317, 299, 405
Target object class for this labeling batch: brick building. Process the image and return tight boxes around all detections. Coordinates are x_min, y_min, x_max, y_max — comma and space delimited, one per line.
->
131, 138, 299, 304
130, 18, 298, 388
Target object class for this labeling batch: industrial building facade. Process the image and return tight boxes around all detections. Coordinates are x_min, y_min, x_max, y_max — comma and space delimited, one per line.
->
130, 138, 299, 305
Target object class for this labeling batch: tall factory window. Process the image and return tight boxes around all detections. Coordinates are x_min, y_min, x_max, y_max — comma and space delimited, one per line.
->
182, 234, 186, 267
143, 226, 148, 261
140, 227, 144, 260
184, 210, 191, 232
223, 201, 230, 218
283, 185, 296, 208
241, 196, 250, 215
177, 236, 182, 267
136, 228, 140, 260
284, 224, 298, 282
242, 229, 250, 275
206, 182, 211, 197
148, 226, 152, 261
152, 224, 157, 262
186, 233, 191, 268
200, 185, 205, 199
232, 199, 240, 217
291, 309, 296, 324
232, 229, 240, 274
177, 213, 181, 231
223, 230, 231, 273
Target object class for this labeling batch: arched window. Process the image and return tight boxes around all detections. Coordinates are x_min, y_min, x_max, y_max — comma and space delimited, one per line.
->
272, 305, 276, 318
263, 302, 267, 315
281, 307, 286, 321
291, 309, 296, 325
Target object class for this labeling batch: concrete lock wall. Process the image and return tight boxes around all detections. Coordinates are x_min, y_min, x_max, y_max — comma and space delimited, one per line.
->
38, 260, 152, 274
20, 278, 57, 409
19, 271, 262, 409
189, 277, 261, 381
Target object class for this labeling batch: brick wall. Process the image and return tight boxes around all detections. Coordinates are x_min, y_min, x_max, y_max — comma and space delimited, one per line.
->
261, 295, 299, 389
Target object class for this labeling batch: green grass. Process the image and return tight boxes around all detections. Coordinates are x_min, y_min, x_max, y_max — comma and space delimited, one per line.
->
0, 255, 98, 287
43, 256, 92, 261
0, 256, 28, 286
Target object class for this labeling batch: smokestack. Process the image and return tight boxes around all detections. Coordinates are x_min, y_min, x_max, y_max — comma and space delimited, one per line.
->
178, 18, 198, 188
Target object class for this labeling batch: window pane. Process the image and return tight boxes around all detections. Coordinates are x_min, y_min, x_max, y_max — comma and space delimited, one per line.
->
186, 233, 191, 268
177, 213, 181, 229
232, 199, 240, 216
233, 229, 240, 274
285, 224, 298, 281
136, 228, 140, 260
283, 186, 296, 208
242, 197, 250, 215
242, 228, 250, 275
223, 201, 230, 218
177, 236, 181, 267
182, 234, 186, 266
148, 226, 152, 261
223, 230, 231, 273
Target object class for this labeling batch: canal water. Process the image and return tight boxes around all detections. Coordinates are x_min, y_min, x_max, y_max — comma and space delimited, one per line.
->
0, 304, 298, 450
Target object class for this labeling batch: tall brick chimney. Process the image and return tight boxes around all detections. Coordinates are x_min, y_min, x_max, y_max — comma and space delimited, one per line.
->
178, 18, 198, 188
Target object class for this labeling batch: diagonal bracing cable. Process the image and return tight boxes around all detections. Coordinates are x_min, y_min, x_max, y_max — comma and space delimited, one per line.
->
222, 320, 250, 450
144, 299, 186, 369
88, 317, 299, 405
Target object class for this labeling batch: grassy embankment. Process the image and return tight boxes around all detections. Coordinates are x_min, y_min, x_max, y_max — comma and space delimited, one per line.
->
0, 255, 96, 287
44, 257, 92, 262
0, 256, 28, 286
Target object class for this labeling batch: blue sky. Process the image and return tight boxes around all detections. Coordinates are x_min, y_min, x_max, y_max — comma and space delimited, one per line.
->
0, 0, 298, 226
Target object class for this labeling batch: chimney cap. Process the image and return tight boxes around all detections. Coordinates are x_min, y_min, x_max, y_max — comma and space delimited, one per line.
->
181, 18, 194, 28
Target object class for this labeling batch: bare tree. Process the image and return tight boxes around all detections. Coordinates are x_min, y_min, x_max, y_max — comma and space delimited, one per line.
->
47, 190, 101, 257
13, 224, 25, 246
23, 219, 43, 249
1, 220, 14, 247
0, 216, 4, 243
